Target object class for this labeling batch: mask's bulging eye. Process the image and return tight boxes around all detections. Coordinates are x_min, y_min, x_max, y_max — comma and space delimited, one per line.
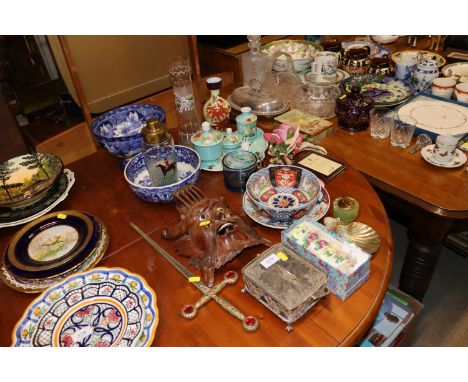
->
199, 213, 207, 221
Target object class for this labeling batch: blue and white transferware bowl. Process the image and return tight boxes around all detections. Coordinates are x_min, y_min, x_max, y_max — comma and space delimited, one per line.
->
124, 145, 200, 204
246, 165, 321, 222
92, 104, 166, 158
12, 267, 158, 347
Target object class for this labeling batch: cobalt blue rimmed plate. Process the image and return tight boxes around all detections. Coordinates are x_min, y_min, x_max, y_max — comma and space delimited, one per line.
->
6, 211, 96, 275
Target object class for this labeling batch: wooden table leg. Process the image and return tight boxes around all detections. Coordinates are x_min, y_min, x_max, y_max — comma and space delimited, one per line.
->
399, 210, 454, 301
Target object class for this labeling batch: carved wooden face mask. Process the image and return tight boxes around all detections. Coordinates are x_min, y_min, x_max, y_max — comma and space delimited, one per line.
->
162, 185, 269, 287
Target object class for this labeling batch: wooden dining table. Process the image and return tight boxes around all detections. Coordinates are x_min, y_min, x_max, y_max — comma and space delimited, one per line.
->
257, 109, 467, 303
0, 142, 393, 346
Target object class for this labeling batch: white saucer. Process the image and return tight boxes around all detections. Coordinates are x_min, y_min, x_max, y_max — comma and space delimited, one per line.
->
200, 155, 224, 172
242, 188, 330, 230
304, 69, 349, 84
421, 145, 467, 168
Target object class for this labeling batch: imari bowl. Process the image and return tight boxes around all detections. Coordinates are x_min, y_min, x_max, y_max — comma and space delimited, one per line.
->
124, 145, 200, 204
246, 165, 321, 221
92, 104, 166, 158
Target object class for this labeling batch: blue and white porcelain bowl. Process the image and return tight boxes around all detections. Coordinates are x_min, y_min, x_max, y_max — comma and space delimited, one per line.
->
124, 146, 200, 204
92, 104, 166, 158
246, 165, 321, 222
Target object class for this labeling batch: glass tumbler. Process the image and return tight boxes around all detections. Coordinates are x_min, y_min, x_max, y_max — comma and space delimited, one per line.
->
222, 151, 258, 192
168, 57, 200, 147
369, 108, 392, 139
390, 115, 417, 148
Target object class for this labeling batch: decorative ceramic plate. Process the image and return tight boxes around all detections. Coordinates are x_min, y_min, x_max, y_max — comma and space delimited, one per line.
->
397, 100, 468, 136
243, 188, 330, 229
421, 145, 467, 168
391, 50, 446, 67
0, 153, 63, 208
360, 80, 413, 106
12, 267, 158, 347
342, 40, 392, 58
442, 62, 468, 83
0, 215, 108, 293
0, 170, 71, 222
7, 211, 94, 274
304, 68, 350, 84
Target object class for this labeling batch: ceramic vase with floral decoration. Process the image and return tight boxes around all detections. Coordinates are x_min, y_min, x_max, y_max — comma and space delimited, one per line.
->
203, 77, 231, 131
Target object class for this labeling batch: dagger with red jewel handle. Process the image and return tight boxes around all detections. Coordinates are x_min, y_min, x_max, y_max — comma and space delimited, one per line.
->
129, 222, 259, 332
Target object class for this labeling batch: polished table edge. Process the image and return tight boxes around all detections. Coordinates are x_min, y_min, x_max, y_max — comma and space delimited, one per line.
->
338, 196, 394, 346
363, 174, 468, 220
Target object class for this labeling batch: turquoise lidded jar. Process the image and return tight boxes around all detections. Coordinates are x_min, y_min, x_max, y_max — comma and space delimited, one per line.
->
236, 107, 257, 139
190, 121, 224, 164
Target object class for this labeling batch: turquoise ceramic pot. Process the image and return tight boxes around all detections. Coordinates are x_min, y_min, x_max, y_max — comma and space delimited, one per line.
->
222, 128, 241, 153
191, 122, 224, 164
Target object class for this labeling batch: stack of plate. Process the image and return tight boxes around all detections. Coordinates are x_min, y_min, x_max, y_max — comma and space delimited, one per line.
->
0, 153, 74, 228
342, 74, 414, 108
12, 267, 159, 347
0, 210, 109, 293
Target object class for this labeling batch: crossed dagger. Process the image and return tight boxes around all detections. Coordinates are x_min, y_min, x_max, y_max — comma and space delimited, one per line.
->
130, 222, 259, 333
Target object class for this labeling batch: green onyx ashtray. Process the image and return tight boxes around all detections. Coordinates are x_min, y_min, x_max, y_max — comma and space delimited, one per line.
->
332, 196, 359, 223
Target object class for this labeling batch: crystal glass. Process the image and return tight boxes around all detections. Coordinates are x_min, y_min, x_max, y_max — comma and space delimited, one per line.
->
390, 116, 417, 148
168, 56, 200, 146
291, 83, 340, 119
369, 108, 392, 139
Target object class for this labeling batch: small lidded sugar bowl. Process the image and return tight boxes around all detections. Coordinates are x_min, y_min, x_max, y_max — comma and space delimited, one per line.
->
223, 128, 241, 153
191, 121, 224, 166
335, 85, 375, 132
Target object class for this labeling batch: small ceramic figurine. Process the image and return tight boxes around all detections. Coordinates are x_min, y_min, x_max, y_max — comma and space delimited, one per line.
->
203, 77, 231, 130
162, 185, 270, 287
